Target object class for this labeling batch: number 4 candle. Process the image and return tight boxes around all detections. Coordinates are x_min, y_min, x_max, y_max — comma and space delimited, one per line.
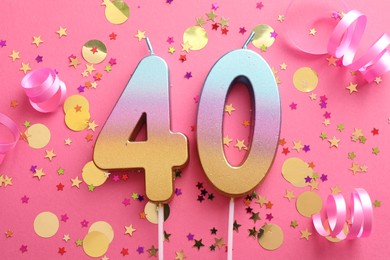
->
93, 38, 188, 260
197, 32, 281, 259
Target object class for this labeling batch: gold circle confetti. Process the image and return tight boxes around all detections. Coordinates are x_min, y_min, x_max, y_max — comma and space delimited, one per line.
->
102, 0, 130, 25
258, 224, 284, 250
82, 40, 107, 64
63, 94, 90, 113
64, 109, 90, 131
83, 231, 110, 258
25, 124, 51, 149
144, 202, 170, 224
293, 67, 319, 92
33, 211, 59, 238
183, 26, 208, 51
281, 157, 313, 187
89, 221, 114, 243
82, 161, 108, 187
296, 191, 323, 217
252, 24, 276, 49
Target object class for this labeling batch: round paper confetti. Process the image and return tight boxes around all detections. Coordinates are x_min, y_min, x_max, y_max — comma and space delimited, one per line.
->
89, 221, 114, 243
64, 109, 90, 131
183, 26, 208, 51
252, 24, 276, 49
63, 94, 90, 113
25, 123, 51, 149
82, 40, 107, 64
82, 161, 108, 187
83, 231, 110, 258
33, 211, 59, 238
281, 157, 313, 187
293, 67, 319, 92
102, 0, 130, 25
144, 202, 170, 224
258, 224, 284, 250
296, 191, 323, 217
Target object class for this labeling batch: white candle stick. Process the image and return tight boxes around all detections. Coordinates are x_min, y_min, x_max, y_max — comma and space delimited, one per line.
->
228, 198, 235, 260
158, 203, 164, 260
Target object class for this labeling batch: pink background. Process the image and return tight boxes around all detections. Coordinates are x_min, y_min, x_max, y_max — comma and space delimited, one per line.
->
1, 0, 389, 259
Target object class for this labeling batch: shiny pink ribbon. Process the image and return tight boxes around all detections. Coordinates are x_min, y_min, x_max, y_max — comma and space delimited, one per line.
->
0, 113, 19, 164
21, 68, 67, 113
328, 10, 390, 82
312, 188, 373, 240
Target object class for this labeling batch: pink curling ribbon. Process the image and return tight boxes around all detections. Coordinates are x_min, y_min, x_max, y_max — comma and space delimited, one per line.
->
0, 113, 19, 164
312, 188, 373, 240
328, 10, 390, 82
21, 68, 67, 113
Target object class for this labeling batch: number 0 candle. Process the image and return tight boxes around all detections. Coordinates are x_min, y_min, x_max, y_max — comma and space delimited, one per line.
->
197, 32, 281, 197
93, 39, 188, 203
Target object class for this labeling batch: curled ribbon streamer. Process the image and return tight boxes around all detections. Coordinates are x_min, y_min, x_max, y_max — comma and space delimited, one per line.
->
0, 113, 19, 164
21, 68, 67, 113
312, 188, 373, 240
328, 10, 390, 82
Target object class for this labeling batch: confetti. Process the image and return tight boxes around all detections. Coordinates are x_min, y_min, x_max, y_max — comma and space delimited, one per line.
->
25, 124, 51, 149
281, 157, 313, 187
258, 223, 284, 250
296, 191, 323, 217
81, 40, 107, 64
252, 24, 275, 49
81, 161, 108, 187
82, 231, 110, 257
33, 211, 59, 238
183, 26, 208, 51
293, 67, 318, 92
102, 0, 130, 24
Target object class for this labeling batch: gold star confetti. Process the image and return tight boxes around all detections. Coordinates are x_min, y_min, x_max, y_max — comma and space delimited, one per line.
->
328, 136, 340, 148
135, 30, 146, 41
33, 168, 46, 180
256, 195, 268, 207
290, 220, 298, 228
56, 26, 67, 38
64, 138, 72, 145
277, 15, 285, 22
147, 245, 158, 257
349, 162, 360, 175
323, 119, 331, 126
125, 224, 136, 237
69, 57, 81, 68
32, 36, 43, 46
206, 11, 217, 21
168, 47, 175, 54
214, 237, 225, 249
346, 82, 358, 94
181, 41, 192, 53
44, 149, 56, 161
10, 50, 20, 61
331, 185, 341, 194
85, 64, 96, 74
280, 63, 287, 70
234, 139, 247, 151
351, 128, 364, 141
292, 141, 304, 152
360, 165, 368, 172
373, 200, 381, 207
2, 175, 12, 187
300, 228, 312, 240
20, 63, 31, 74
309, 93, 317, 100
63, 234, 70, 242
224, 104, 235, 115
284, 190, 295, 201
175, 250, 186, 260
71, 176, 82, 188
374, 77, 382, 84
88, 121, 98, 131
372, 147, 380, 155
196, 17, 206, 27
223, 135, 232, 147
309, 28, 317, 35
219, 17, 229, 28
308, 180, 320, 190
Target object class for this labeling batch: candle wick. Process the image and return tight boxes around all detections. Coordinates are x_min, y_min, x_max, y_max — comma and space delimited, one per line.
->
242, 31, 255, 49
145, 37, 154, 55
